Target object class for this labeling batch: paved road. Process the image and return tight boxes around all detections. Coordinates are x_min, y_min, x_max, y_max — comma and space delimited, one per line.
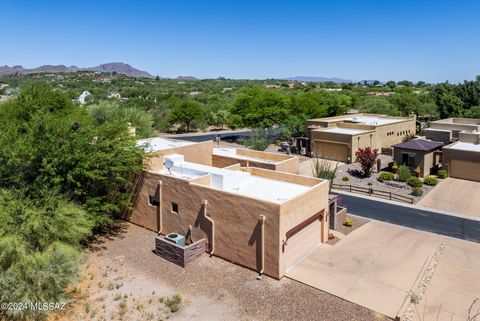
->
335, 192, 480, 243
163, 129, 253, 142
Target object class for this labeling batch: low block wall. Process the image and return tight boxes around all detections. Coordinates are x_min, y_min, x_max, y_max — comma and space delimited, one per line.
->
155, 236, 206, 267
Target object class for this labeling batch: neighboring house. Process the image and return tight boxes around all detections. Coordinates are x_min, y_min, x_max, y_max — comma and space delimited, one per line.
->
76, 91, 92, 105
424, 118, 480, 144
392, 139, 443, 177
212, 146, 299, 174
442, 131, 480, 182
125, 137, 329, 279
307, 113, 417, 162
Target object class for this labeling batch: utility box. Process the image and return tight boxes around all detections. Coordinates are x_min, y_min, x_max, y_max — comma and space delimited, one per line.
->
164, 233, 185, 247
155, 236, 205, 267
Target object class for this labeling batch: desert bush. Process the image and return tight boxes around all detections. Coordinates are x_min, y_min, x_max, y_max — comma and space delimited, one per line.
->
397, 165, 411, 182
411, 187, 423, 197
343, 217, 353, 227
342, 176, 349, 182
407, 176, 423, 187
312, 158, 337, 192
165, 293, 182, 313
438, 169, 448, 179
423, 176, 438, 186
377, 172, 394, 182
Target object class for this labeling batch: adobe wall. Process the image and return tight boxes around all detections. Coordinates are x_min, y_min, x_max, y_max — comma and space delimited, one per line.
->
125, 170, 283, 279
246, 167, 321, 186
350, 131, 379, 161
443, 147, 480, 164
375, 118, 416, 148
424, 129, 452, 144
458, 131, 480, 144
148, 140, 213, 169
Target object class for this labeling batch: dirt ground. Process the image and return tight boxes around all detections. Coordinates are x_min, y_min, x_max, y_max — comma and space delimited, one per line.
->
51, 222, 387, 321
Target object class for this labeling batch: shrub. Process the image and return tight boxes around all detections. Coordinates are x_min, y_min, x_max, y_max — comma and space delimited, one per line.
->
343, 217, 353, 227
423, 176, 438, 186
312, 158, 338, 193
355, 147, 379, 177
407, 177, 423, 187
342, 176, 349, 182
411, 187, 423, 197
438, 169, 448, 179
391, 163, 398, 171
165, 293, 182, 313
377, 172, 394, 182
368, 182, 373, 186
414, 167, 421, 174
397, 165, 411, 182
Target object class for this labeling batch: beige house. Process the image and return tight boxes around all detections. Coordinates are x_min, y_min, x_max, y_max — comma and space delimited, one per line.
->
307, 113, 417, 162
425, 118, 480, 144
442, 132, 480, 182
212, 146, 299, 173
126, 137, 329, 279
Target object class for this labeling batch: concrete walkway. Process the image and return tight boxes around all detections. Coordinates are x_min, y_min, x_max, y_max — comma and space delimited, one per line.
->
287, 220, 480, 320
417, 178, 480, 219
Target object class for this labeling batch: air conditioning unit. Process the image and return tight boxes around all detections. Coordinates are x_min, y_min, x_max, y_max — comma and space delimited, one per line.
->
164, 233, 185, 247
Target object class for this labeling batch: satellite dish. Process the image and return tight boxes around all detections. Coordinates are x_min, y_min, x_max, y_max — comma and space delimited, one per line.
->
164, 159, 174, 174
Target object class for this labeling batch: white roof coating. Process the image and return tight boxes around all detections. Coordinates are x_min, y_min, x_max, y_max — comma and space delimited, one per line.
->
136, 137, 194, 153
324, 127, 370, 135
160, 154, 309, 203
332, 116, 403, 126
213, 147, 276, 164
447, 142, 480, 152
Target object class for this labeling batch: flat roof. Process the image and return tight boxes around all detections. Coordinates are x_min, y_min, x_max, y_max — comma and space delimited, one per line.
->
160, 154, 309, 204
213, 147, 277, 164
445, 142, 480, 152
136, 137, 195, 153
337, 116, 404, 125
322, 127, 370, 135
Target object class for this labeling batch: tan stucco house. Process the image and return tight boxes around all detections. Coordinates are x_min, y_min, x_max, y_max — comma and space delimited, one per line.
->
307, 113, 417, 162
424, 118, 480, 144
125, 137, 329, 279
442, 132, 480, 182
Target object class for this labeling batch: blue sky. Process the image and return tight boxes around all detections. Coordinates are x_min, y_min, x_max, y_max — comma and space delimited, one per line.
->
1, 0, 479, 83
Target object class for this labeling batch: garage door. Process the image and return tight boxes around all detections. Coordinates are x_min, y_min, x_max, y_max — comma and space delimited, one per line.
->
450, 159, 480, 182
314, 141, 349, 162
283, 212, 323, 271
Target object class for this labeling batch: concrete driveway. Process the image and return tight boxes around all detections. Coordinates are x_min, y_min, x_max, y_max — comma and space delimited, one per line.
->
286, 220, 480, 320
417, 178, 480, 218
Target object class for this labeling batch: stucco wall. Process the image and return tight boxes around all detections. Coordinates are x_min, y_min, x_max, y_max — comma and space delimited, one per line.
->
393, 148, 437, 177
146, 140, 213, 170
374, 118, 416, 148
212, 151, 299, 174
424, 129, 452, 144
125, 170, 283, 278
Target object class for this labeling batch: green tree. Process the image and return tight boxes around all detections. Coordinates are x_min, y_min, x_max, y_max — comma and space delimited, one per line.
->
228, 86, 290, 128
358, 97, 401, 116
87, 100, 155, 138
168, 100, 204, 132
437, 93, 463, 118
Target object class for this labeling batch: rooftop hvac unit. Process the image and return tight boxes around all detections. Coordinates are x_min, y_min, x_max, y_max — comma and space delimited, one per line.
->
164, 233, 185, 247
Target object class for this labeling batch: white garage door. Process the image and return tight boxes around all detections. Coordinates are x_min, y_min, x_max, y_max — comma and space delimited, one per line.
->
283, 211, 323, 271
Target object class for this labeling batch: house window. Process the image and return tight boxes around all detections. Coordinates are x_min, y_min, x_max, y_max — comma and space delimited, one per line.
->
171, 202, 179, 214
148, 195, 160, 206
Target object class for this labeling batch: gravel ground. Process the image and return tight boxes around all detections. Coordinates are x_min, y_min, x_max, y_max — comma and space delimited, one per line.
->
333, 159, 438, 204
55, 222, 387, 321
335, 214, 370, 236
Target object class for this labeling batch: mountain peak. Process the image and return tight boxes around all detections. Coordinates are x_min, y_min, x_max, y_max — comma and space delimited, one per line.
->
0, 62, 153, 78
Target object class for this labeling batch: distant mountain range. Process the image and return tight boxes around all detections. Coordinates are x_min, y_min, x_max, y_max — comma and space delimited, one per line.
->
0, 62, 153, 78
284, 76, 354, 83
